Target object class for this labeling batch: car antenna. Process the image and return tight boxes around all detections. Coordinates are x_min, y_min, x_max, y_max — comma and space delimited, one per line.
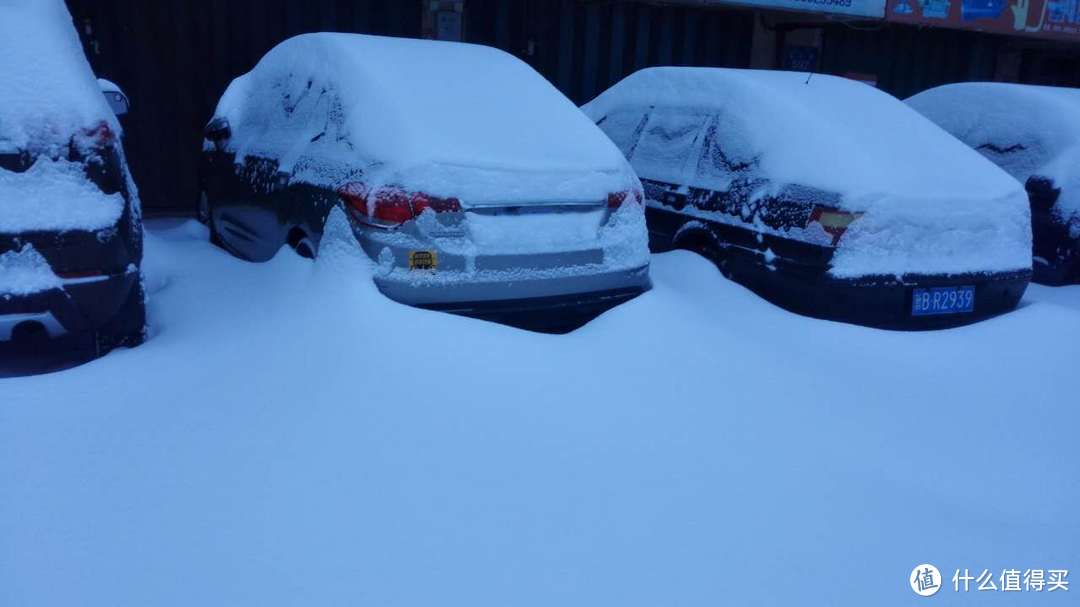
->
805, 71, 814, 85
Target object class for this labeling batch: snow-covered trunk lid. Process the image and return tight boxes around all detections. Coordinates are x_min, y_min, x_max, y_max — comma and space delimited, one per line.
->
830, 191, 1033, 278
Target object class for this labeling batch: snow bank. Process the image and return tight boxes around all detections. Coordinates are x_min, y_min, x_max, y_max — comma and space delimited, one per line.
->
908, 82, 1080, 224
0, 158, 125, 234
0, 244, 61, 296
1, 221, 1078, 606
213, 33, 635, 204
585, 68, 1032, 277
0, 0, 118, 153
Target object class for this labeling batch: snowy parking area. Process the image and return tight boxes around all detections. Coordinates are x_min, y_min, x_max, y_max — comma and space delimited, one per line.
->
2, 218, 1078, 606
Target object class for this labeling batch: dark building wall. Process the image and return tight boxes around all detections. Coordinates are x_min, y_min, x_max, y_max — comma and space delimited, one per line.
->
65, 0, 753, 214
818, 22, 1002, 99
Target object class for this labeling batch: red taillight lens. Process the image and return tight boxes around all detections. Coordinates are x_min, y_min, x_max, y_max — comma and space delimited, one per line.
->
608, 189, 644, 210
82, 121, 116, 146
412, 192, 462, 215
809, 206, 861, 245
338, 183, 460, 227
372, 189, 415, 224
338, 182, 369, 216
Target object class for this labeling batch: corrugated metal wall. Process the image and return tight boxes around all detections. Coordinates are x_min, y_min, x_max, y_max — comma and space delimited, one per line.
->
65, 0, 753, 213
819, 22, 1001, 99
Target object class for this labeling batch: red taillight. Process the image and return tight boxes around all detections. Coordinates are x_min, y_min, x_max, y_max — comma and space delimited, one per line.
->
338, 182, 369, 216
372, 189, 415, 224
338, 183, 460, 227
608, 189, 644, 210
809, 206, 861, 245
412, 192, 462, 215
82, 121, 115, 146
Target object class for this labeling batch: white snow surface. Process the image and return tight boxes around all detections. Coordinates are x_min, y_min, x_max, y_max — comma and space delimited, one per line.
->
0, 158, 124, 233
1, 219, 1077, 606
908, 82, 1080, 223
582, 68, 1021, 204
585, 68, 1032, 277
214, 33, 635, 204
0, 244, 61, 296
0, 0, 119, 152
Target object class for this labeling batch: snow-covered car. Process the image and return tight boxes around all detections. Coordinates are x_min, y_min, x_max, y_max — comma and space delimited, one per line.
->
0, 0, 145, 366
583, 67, 1032, 329
198, 33, 650, 332
908, 83, 1080, 285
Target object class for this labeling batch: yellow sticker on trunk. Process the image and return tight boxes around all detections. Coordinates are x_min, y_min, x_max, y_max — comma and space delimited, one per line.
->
409, 250, 438, 270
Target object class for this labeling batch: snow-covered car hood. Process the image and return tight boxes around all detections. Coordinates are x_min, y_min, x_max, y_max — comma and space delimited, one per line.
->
213, 33, 629, 203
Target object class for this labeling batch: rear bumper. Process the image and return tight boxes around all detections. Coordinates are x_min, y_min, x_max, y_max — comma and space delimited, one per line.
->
0, 269, 143, 367
731, 255, 1030, 329
419, 286, 649, 333
376, 265, 652, 332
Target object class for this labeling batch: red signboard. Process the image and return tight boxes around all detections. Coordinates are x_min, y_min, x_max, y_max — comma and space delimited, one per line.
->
887, 0, 1080, 40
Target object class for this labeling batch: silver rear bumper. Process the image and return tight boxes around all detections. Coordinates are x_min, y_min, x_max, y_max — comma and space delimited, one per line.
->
374, 264, 651, 306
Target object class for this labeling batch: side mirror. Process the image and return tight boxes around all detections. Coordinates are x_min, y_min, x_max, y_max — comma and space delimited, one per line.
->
204, 117, 231, 143
97, 78, 130, 116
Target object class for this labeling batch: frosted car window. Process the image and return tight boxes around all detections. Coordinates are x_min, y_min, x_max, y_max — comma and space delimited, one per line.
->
633, 112, 709, 184
596, 110, 646, 157
974, 140, 1048, 182
694, 113, 760, 191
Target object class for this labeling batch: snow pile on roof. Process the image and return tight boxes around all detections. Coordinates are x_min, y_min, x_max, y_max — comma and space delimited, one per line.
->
584, 68, 1031, 277
584, 68, 1021, 204
908, 82, 1080, 223
214, 33, 634, 204
0, 0, 118, 152
0, 158, 124, 234
0, 244, 61, 296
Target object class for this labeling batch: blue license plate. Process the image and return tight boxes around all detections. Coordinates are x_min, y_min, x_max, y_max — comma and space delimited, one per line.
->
912, 286, 975, 316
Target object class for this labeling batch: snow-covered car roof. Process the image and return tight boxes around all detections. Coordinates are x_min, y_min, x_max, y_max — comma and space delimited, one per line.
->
213, 33, 632, 203
0, 0, 119, 153
582, 67, 1020, 208
906, 82, 1080, 183
908, 82, 1080, 223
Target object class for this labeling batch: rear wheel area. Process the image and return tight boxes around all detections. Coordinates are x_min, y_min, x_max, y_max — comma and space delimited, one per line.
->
199, 190, 227, 249
675, 231, 730, 277
287, 227, 316, 259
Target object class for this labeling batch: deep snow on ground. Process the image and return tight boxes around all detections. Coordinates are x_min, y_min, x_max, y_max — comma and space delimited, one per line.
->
2, 219, 1078, 606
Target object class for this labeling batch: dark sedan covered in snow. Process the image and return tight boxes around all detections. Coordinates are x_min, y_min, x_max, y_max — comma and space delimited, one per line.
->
584, 67, 1032, 329
198, 33, 650, 332
1, 0, 144, 370
909, 83, 1080, 285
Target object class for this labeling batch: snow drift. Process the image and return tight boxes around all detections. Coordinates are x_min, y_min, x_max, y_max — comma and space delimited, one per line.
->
212, 33, 637, 205
584, 67, 1032, 278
